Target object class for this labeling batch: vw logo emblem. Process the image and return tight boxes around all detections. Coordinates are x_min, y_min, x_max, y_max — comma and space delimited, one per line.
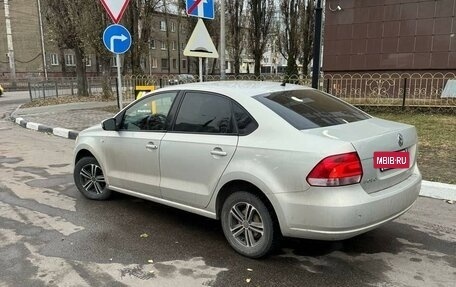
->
398, 133, 404, 147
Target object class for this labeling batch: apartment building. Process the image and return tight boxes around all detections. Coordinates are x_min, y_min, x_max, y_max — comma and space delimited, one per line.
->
0, 1, 196, 78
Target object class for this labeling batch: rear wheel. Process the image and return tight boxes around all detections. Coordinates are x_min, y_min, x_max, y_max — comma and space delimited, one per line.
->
74, 157, 111, 200
221, 191, 279, 258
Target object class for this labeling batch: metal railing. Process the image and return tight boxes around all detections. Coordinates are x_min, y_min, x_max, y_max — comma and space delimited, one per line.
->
27, 77, 117, 101
323, 72, 456, 109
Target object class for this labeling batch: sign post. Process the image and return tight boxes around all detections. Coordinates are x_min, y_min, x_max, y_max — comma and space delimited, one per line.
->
185, 0, 217, 82
103, 24, 132, 109
100, 0, 131, 109
100, 0, 130, 23
183, 18, 219, 82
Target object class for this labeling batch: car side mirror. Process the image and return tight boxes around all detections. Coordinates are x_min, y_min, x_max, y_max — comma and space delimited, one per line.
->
102, 118, 117, 131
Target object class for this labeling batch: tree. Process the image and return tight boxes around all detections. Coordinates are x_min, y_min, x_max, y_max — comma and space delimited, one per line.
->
123, 0, 162, 75
279, 0, 302, 80
80, 0, 114, 98
226, 0, 245, 75
248, 0, 274, 76
301, 0, 314, 76
43, 0, 89, 96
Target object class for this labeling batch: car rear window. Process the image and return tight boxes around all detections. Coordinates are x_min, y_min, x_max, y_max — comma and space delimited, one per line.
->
254, 90, 369, 130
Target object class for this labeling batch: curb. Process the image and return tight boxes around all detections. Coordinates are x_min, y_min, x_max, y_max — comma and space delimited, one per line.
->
10, 106, 79, 140
421, 181, 456, 201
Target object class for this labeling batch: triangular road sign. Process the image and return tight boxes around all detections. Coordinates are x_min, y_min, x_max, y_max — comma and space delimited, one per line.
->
184, 19, 219, 59
100, 0, 130, 24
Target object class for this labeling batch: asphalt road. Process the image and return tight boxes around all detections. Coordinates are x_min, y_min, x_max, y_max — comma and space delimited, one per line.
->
0, 91, 31, 106
0, 104, 455, 287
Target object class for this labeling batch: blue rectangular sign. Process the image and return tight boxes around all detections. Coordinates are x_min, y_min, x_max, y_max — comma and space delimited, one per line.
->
186, 0, 214, 20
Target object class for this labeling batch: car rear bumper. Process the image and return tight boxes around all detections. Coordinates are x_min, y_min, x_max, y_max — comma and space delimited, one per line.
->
274, 166, 422, 240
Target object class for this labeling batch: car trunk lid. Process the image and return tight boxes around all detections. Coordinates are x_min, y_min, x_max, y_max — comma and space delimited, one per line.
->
304, 117, 417, 193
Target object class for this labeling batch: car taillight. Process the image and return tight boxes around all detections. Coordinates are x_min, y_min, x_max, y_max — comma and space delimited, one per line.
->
307, 152, 363, 187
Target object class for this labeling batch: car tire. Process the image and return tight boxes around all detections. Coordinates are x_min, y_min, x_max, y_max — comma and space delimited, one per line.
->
74, 157, 111, 200
221, 191, 279, 258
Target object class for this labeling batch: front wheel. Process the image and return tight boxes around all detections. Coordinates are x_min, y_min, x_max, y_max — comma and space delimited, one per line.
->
74, 157, 111, 200
221, 191, 279, 258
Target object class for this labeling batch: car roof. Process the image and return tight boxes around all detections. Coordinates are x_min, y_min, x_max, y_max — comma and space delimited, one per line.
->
158, 81, 312, 100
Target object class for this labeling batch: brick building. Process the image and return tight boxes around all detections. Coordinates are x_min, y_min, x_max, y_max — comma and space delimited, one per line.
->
323, 0, 456, 74
0, 0, 196, 79
0, 0, 44, 78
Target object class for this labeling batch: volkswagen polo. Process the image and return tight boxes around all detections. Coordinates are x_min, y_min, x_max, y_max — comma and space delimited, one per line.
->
73, 81, 421, 258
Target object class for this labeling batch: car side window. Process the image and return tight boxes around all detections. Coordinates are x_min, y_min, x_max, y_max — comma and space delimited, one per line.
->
173, 92, 235, 134
232, 102, 258, 135
120, 92, 177, 131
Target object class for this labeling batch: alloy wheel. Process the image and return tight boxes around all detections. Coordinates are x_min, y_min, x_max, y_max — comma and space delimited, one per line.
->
229, 202, 264, 247
79, 163, 106, 195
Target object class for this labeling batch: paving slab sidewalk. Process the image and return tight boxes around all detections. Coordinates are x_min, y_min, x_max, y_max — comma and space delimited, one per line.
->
11, 101, 116, 135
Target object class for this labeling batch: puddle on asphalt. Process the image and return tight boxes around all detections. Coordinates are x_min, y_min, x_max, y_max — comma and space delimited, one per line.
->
0, 156, 23, 166
14, 166, 50, 177
49, 164, 70, 168
26, 174, 73, 189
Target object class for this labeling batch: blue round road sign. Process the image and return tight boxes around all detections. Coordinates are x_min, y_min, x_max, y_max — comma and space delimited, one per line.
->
103, 24, 132, 55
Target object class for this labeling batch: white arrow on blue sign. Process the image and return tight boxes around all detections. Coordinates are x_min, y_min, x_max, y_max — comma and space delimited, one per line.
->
103, 24, 132, 54
186, 0, 214, 20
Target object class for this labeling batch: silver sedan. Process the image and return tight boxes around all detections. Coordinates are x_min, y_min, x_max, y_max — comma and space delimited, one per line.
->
73, 81, 421, 258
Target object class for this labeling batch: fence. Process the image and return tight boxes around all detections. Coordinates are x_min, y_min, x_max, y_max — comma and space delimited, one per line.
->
26, 72, 456, 111
27, 77, 117, 101
324, 72, 456, 109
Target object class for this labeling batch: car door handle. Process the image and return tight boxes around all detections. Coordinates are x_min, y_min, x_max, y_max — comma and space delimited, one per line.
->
146, 142, 158, 150
211, 148, 227, 157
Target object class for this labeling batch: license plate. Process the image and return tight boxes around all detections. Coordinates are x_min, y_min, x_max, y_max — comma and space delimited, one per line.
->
374, 150, 410, 171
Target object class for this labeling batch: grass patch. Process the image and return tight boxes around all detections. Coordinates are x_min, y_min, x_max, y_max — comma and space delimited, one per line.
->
370, 111, 456, 184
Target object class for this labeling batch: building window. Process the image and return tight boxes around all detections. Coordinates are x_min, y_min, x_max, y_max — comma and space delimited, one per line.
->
150, 39, 156, 49
170, 22, 176, 32
50, 53, 59, 66
85, 56, 92, 67
172, 41, 176, 50
160, 20, 166, 31
182, 59, 187, 69
152, 58, 158, 68
161, 41, 167, 50
181, 43, 185, 51
172, 59, 177, 69
65, 54, 75, 66
161, 58, 169, 70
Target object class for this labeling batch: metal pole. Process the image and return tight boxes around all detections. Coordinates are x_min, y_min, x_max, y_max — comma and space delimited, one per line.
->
116, 54, 123, 109
28, 82, 33, 101
199, 57, 203, 82
220, 0, 226, 79
177, 9, 182, 75
37, 0, 48, 80
4, 0, 16, 82
402, 78, 408, 110
312, 0, 323, 89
